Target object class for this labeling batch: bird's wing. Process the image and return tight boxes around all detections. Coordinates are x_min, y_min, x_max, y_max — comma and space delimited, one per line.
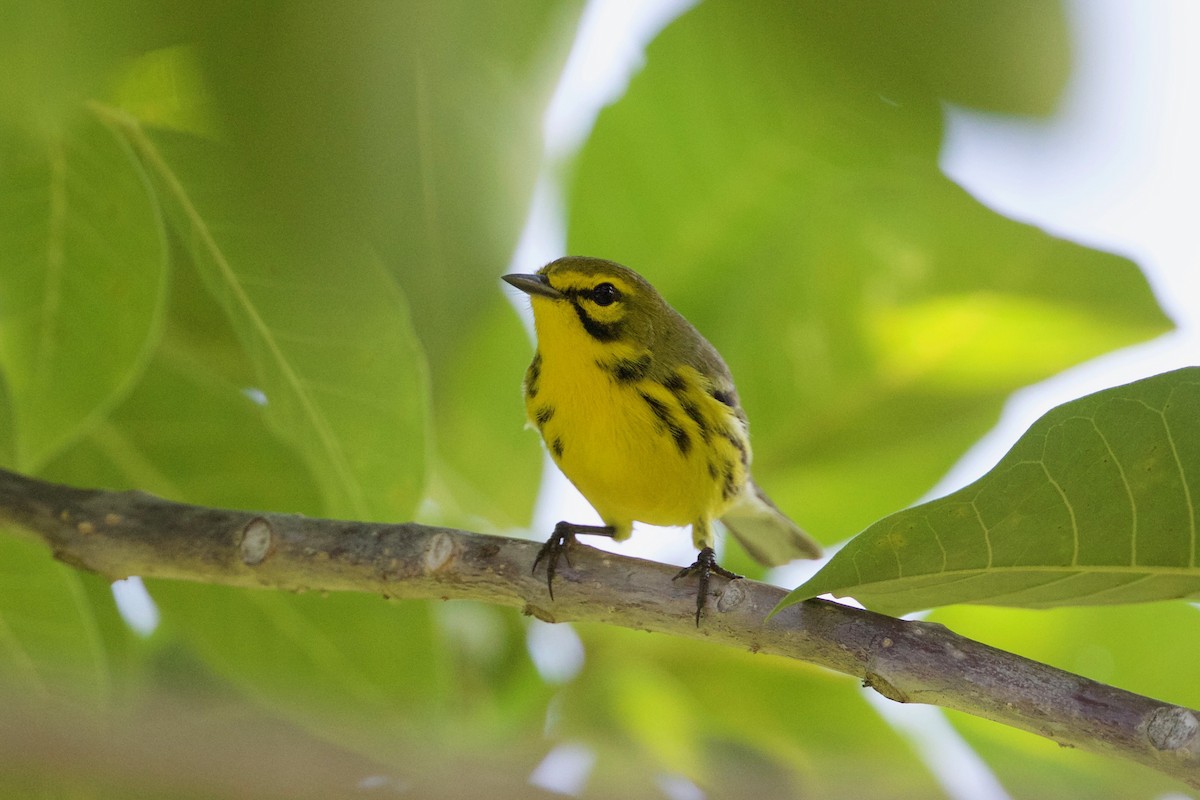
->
720, 479, 823, 566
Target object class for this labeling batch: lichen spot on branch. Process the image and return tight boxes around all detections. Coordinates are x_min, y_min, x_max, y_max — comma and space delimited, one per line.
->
423, 531, 456, 574
1143, 705, 1199, 752
240, 517, 275, 566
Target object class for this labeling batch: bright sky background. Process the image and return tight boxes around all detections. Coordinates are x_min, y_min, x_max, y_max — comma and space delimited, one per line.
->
514, 1, 1200, 797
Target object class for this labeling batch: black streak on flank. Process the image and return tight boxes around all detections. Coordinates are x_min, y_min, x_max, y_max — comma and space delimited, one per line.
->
552, 437, 564, 459
640, 391, 691, 456
535, 405, 555, 428
661, 372, 686, 393
572, 303, 622, 342
719, 426, 749, 467
603, 353, 652, 383
679, 399, 709, 442
711, 388, 736, 408
526, 352, 542, 399
661, 372, 709, 442
721, 461, 738, 500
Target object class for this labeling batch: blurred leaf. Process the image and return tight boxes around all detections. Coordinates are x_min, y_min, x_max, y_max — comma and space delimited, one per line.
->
567, 0, 1170, 550
800, 0, 1071, 115
43, 352, 322, 515
109, 44, 221, 137
99, 116, 430, 521
947, 706, 1187, 799
557, 626, 944, 797
0, 114, 166, 472
432, 299, 543, 527
39, 183, 322, 512
0, 1, 175, 136
183, 2, 583, 365
0, 535, 128, 705
147, 583, 446, 761
0, 372, 13, 466
784, 369, 1200, 614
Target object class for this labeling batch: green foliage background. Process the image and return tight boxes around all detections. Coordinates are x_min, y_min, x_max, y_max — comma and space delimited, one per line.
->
0, 1, 1193, 797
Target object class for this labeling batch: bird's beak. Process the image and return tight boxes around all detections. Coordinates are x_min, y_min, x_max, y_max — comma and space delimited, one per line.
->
502, 273, 563, 300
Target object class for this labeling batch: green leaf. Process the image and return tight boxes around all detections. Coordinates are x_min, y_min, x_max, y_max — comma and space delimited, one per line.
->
148, 3, 586, 529
101, 116, 430, 521
0, 115, 166, 471
0, 1, 168, 136
561, 626, 944, 797
566, 0, 1171, 551
147, 582, 446, 759
0, 371, 14, 467
782, 368, 1200, 614
431, 299, 544, 528
179, 3, 583, 368
0, 535, 122, 705
43, 351, 322, 515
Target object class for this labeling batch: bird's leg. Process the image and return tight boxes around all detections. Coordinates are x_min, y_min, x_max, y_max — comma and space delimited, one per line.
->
533, 521, 616, 600
674, 546, 742, 626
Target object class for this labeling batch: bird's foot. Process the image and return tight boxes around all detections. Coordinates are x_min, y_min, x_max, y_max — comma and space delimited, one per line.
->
674, 546, 742, 626
533, 521, 615, 600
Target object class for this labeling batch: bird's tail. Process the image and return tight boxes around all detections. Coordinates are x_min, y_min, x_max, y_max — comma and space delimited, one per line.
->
720, 480, 822, 566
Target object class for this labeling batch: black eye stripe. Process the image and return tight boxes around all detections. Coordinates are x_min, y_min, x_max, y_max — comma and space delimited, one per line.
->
563, 283, 621, 306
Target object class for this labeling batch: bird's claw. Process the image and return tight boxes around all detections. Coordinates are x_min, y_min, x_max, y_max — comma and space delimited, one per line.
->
533, 521, 577, 600
674, 546, 742, 626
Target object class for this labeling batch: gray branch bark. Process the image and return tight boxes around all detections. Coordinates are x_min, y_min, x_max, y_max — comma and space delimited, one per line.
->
1, 467, 1197, 787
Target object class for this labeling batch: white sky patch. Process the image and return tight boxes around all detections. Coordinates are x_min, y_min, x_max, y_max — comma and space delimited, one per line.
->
656, 773, 707, 800
529, 742, 597, 796
526, 619, 586, 684
242, 387, 269, 406
111, 576, 160, 636
865, 692, 1012, 800
934, 0, 1200, 498
542, 0, 699, 162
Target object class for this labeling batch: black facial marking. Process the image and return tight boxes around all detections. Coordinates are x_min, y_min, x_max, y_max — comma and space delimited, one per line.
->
603, 354, 652, 383
552, 437, 564, 459
525, 352, 542, 399
707, 461, 719, 480
535, 405, 555, 427
572, 303, 622, 342
640, 391, 691, 456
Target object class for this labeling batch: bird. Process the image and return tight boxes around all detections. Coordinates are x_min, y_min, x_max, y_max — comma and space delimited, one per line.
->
503, 256, 821, 624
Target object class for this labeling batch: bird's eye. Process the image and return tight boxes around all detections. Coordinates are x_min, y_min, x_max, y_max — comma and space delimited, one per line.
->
591, 282, 618, 306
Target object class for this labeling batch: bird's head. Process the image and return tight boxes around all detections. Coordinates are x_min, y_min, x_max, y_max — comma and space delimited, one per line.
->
503, 256, 666, 352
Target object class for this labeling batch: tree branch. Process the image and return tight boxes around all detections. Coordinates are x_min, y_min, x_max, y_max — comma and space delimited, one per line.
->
2, 467, 1197, 787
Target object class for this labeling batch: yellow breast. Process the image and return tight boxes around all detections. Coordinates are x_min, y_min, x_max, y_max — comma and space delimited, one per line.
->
523, 296, 748, 536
